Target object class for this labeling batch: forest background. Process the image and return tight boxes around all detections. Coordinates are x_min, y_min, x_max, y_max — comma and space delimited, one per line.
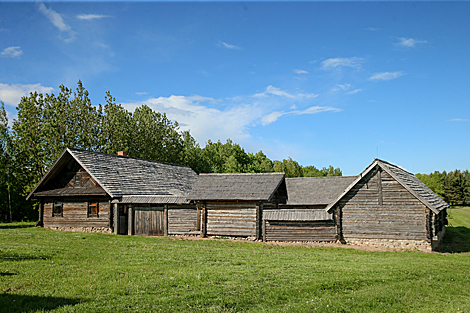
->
0, 82, 467, 222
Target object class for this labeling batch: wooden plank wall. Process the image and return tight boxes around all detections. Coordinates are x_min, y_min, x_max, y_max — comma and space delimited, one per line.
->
43, 198, 110, 228
265, 221, 336, 242
340, 167, 428, 240
134, 209, 164, 236
167, 207, 199, 235
205, 202, 258, 237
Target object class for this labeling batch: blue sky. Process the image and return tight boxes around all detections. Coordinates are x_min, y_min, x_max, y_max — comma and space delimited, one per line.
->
0, 1, 469, 175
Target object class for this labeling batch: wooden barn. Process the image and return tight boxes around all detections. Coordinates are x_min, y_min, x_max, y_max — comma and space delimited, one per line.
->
324, 159, 448, 250
263, 176, 357, 242
27, 148, 198, 236
187, 173, 286, 239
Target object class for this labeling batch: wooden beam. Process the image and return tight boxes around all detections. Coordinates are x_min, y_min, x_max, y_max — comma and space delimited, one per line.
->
164, 205, 168, 236
128, 206, 134, 236
378, 167, 383, 205
114, 203, 119, 235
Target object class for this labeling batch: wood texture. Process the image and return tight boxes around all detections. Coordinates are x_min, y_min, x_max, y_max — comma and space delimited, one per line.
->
134, 207, 164, 236
205, 202, 258, 237
265, 221, 336, 242
167, 206, 199, 235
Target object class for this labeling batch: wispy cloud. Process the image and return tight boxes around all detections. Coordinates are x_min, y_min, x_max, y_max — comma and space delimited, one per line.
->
346, 89, 363, 95
135, 92, 148, 96
448, 118, 468, 122
1, 46, 23, 58
37, 2, 76, 42
396, 37, 427, 48
332, 84, 351, 92
261, 106, 341, 126
253, 85, 317, 99
321, 57, 364, 70
293, 69, 309, 74
369, 71, 404, 81
76, 14, 111, 20
0, 83, 54, 106
218, 41, 242, 50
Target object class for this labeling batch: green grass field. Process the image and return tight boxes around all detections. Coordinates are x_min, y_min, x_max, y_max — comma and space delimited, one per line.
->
1, 209, 470, 313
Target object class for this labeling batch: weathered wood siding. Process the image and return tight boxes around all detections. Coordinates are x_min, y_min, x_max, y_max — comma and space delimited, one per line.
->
265, 220, 336, 241
168, 206, 199, 235
339, 167, 428, 240
43, 198, 110, 228
134, 207, 164, 236
206, 202, 258, 237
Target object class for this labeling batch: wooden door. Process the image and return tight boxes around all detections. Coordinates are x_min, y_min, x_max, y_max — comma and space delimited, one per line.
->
134, 207, 164, 236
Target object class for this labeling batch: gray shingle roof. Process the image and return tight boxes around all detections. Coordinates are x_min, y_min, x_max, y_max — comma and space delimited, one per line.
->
325, 159, 449, 214
28, 148, 198, 200
33, 186, 107, 197
188, 172, 285, 201
263, 209, 333, 221
379, 160, 449, 213
286, 176, 358, 205
113, 195, 190, 204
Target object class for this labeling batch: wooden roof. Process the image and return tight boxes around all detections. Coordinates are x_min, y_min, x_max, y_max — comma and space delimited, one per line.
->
188, 172, 285, 201
264, 209, 333, 221
285, 176, 358, 205
325, 159, 449, 214
27, 148, 198, 201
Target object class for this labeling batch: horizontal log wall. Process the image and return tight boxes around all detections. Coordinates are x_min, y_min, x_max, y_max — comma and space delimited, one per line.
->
168, 207, 199, 235
265, 221, 336, 242
205, 202, 257, 237
43, 198, 110, 229
340, 168, 428, 241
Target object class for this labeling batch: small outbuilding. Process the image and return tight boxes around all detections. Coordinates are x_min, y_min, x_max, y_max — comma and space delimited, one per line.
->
263, 176, 357, 242
187, 173, 286, 239
325, 159, 448, 250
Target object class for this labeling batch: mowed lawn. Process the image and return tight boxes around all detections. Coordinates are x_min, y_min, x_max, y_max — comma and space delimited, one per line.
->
1, 210, 470, 312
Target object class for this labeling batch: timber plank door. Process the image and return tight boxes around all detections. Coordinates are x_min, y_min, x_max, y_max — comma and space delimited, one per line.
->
134, 206, 165, 236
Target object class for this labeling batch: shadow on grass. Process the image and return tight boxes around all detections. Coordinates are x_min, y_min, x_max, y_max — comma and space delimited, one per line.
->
0, 223, 35, 230
0, 272, 16, 277
0, 251, 50, 262
0, 294, 81, 313
436, 226, 470, 253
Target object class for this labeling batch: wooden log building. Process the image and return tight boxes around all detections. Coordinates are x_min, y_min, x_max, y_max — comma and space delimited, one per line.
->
28, 149, 448, 251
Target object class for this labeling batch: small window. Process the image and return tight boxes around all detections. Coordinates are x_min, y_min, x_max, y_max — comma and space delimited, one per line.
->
88, 201, 99, 217
53, 201, 63, 217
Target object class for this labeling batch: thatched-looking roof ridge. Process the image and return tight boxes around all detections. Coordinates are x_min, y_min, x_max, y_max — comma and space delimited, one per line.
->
188, 172, 285, 201
286, 176, 358, 206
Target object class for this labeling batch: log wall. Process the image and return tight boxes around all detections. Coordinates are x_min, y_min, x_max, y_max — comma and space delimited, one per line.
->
205, 202, 258, 237
167, 206, 199, 235
43, 197, 111, 229
264, 220, 336, 242
339, 167, 429, 241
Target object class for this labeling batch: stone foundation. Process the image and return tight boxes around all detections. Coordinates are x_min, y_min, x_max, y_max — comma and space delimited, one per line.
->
345, 238, 432, 251
46, 226, 113, 234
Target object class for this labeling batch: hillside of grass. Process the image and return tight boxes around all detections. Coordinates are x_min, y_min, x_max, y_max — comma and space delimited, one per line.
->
1, 209, 470, 313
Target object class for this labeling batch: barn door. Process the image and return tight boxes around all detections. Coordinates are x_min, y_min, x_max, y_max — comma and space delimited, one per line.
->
134, 207, 165, 236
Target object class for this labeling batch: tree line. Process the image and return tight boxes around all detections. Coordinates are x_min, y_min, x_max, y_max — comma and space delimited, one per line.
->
0, 81, 342, 222
416, 170, 470, 206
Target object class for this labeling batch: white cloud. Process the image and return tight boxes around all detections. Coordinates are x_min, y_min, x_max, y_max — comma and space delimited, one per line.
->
122, 87, 336, 145
293, 69, 309, 74
0, 83, 54, 106
332, 83, 351, 92
396, 37, 427, 48
448, 118, 468, 122
346, 89, 363, 95
218, 41, 242, 50
135, 92, 148, 96
321, 57, 364, 70
369, 71, 404, 81
37, 2, 76, 42
253, 85, 317, 99
76, 14, 111, 20
0, 46, 23, 58
260, 106, 341, 126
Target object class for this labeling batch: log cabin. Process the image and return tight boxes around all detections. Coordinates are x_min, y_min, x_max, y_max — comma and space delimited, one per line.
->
325, 159, 448, 250
27, 148, 198, 235
187, 173, 286, 239
263, 176, 357, 242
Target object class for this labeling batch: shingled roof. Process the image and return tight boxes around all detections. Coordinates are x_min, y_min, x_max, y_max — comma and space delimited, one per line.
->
285, 176, 358, 206
188, 172, 285, 201
325, 159, 449, 214
27, 148, 198, 202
